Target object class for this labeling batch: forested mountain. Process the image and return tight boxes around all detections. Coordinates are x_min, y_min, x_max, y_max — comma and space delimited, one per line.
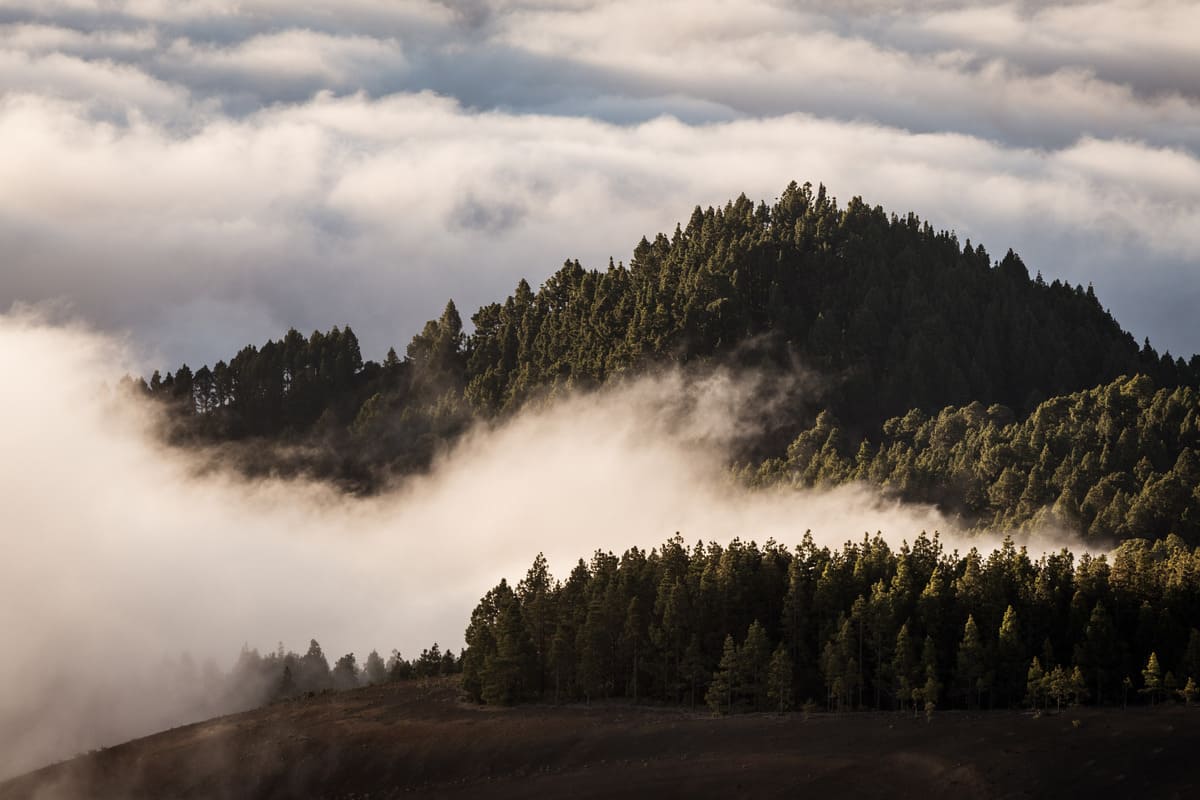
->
458, 182, 1193, 420
137, 181, 1199, 538
462, 535, 1200, 713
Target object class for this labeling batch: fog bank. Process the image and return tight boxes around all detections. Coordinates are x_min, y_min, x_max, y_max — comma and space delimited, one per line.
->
0, 313, 1061, 777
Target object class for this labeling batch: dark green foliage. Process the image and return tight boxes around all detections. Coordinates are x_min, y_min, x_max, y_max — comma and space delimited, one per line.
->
706, 635, 739, 714
142, 320, 472, 492
464, 534, 1200, 712
462, 578, 537, 705
753, 375, 1200, 544
955, 615, 986, 708
455, 184, 1192, 423
768, 643, 795, 712
995, 606, 1024, 706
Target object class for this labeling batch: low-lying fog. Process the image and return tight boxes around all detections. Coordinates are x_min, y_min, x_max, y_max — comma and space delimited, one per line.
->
0, 312, 1067, 778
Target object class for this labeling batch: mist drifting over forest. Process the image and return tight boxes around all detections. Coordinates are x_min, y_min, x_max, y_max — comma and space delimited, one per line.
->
0, 311, 1030, 777
2, 0, 1200, 793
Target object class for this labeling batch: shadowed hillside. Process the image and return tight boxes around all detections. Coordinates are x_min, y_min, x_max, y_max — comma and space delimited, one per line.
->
3, 679, 1197, 800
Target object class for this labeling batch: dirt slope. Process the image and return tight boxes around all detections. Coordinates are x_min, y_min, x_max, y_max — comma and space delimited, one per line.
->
2, 680, 1197, 799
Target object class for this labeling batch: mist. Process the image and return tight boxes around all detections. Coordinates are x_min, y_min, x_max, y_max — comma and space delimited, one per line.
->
0, 311, 1077, 778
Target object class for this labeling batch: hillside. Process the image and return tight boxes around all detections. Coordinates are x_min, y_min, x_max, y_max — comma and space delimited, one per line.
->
4, 680, 1197, 800
751, 374, 1200, 544
137, 183, 1199, 504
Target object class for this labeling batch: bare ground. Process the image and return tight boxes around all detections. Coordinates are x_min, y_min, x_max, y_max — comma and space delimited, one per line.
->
3, 680, 1197, 799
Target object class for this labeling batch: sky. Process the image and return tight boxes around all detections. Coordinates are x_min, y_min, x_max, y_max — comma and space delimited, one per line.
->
1, 0, 1198, 367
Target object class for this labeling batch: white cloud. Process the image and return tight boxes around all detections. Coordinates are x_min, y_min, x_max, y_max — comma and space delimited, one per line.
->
161, 30, 409, 94
491, 0, 1200, 150
908, 1, 1200, 91
0, 49, 187, 116
0, 22, 157, 56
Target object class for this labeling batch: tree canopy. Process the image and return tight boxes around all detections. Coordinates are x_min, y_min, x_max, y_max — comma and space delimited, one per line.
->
463, 534, 1200, 713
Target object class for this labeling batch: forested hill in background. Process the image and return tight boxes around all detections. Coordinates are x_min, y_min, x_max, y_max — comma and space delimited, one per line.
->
748, 376, 1200, 544
135, 182, 1200, 538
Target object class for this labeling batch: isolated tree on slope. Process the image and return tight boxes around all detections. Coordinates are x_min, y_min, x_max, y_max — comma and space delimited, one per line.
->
299, 639, 333, 692
1142, 652, 1164, 706
365, 650, 387, 685
333, 653, 360, 691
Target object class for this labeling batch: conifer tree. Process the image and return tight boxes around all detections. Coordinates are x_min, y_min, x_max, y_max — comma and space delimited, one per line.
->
1141, 652, 1163, 706
483, 593, 535, 706
996, 606, 1024, 707
920, 634, 940, 713
707, 635, 739, 714
768, 643, 795, 712
332, 653, 360, 691
1068, 666, 1089, 707
1046, 665, 1069, 712
1082, 603, 1116, 704
893, 622, 917, 712
956, 615, 986, 708
1026, 657, 1045, 709
364, 650, 387, 685
1180, 676, 1198, 706
741, 620, 772, 711
277, 664, 296, 699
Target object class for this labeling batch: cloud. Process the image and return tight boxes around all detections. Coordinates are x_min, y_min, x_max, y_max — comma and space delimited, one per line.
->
490, 0, 1200, 151
0, 312, 1033, 778
893, 1, 1200, 98
0, 48, 188, 117
0, 22, 157, 57
157, 30, 410, 108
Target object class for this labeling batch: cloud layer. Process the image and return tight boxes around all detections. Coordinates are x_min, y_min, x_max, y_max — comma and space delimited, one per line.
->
1, 312, 1021, 777
0, 0, 1198, 365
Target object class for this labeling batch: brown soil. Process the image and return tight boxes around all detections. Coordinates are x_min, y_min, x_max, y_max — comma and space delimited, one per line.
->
2, 680, 1197, 799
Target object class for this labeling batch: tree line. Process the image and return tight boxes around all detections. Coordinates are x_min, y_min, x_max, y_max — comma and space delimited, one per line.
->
461, 535, 1200, 714
747, 374, 1200, 545
216, 638, 463, 712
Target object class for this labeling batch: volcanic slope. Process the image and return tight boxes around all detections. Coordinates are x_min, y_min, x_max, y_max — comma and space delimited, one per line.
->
3, 679, 1197, 799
